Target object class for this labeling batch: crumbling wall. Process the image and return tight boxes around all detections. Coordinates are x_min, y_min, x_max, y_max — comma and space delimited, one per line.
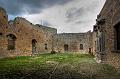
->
0, 6, 93, 58
0, 7, 57, 57
53, 31, 93, 53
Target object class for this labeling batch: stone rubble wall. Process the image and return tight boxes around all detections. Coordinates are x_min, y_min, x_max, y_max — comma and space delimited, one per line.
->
53, 31, 93, 54
93, 0, 120, 68
0, 8, 57, 58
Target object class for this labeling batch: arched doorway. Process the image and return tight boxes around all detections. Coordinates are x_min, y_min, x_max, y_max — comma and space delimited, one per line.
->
64, 44, 68, 51
32, 39, 37, 54
7, 34, 16, 50
80, 44, 83, 50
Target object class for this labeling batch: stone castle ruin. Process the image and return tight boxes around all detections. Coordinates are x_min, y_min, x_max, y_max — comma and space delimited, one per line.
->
0, 0, 120, 68
0, 7, 92, 58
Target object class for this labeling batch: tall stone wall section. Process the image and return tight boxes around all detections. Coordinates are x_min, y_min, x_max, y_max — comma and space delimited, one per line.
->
93, 0, 120, 68
0, 7, 9, 58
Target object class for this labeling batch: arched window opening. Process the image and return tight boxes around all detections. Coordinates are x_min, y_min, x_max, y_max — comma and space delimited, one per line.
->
45, 44, 48, 50
32, 39, 37, 54
7, 34, 16, 50
64, 44, 68, 51
80, 44, 83, 50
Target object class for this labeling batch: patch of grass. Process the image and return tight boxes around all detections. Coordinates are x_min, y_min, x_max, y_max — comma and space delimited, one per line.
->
0, 53, 119, 79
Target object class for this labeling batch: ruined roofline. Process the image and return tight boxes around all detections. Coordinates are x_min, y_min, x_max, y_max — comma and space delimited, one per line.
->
14, 17, 31, 24
8, 16, 56, 31
57, 30, 92, 35
57, 33, 86, 34
57, 33, 86, 35
7, 17, 35, 27
0, 6, 6, 13
35, 24, 57, 30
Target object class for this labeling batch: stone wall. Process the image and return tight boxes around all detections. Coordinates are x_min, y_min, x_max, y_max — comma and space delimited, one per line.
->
35, 24, 57, 53
0, 7, 9, 57
94, 0, 120, 68
0, 6, 94, 58
53, 31, 93, 54
0, 7, 57, 58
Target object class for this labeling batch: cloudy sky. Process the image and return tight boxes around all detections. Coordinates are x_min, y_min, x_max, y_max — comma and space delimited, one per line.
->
0, 0, 106, 33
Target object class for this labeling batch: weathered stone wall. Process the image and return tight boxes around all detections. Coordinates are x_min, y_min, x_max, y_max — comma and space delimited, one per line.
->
0, 8, 57, 58
0, 7, 93, 58
94, 0, 120, 68
35, 24, 57, 53
0, 7, 9, 57
53, 31, 93, 54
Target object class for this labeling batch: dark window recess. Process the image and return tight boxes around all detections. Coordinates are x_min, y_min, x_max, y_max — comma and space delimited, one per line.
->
64, 44, 68, 51
0, 33, 3, 37
80, 44, 83, 50
95, 41, 96, 51
89, 48, 91, 54
45, 44, 48, 50
115, 23, 120, 50
6, 26, 8, 29
4, 16, 6, 18
32, 39, 37, 54
99, 37, 102, 52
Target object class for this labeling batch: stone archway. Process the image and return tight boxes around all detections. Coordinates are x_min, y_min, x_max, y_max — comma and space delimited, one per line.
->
64, 44, 68, 51
7, 34, 16, 50
32, 39, 37, 54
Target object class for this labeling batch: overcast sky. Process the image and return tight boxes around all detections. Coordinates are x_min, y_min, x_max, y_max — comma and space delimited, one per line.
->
0, 0, 106, 33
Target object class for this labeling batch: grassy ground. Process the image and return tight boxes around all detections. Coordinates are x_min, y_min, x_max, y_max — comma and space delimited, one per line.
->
0, 53, 120, 79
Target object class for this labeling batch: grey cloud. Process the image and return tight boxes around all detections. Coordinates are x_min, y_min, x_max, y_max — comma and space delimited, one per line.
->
65, 7, 85, 22
2, 0, 105, 33
43, 20, 52, 26
65, 0, 101, 23
85, 0, 101, 13
75, 20, 92, 24
0, 0, 72, 15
